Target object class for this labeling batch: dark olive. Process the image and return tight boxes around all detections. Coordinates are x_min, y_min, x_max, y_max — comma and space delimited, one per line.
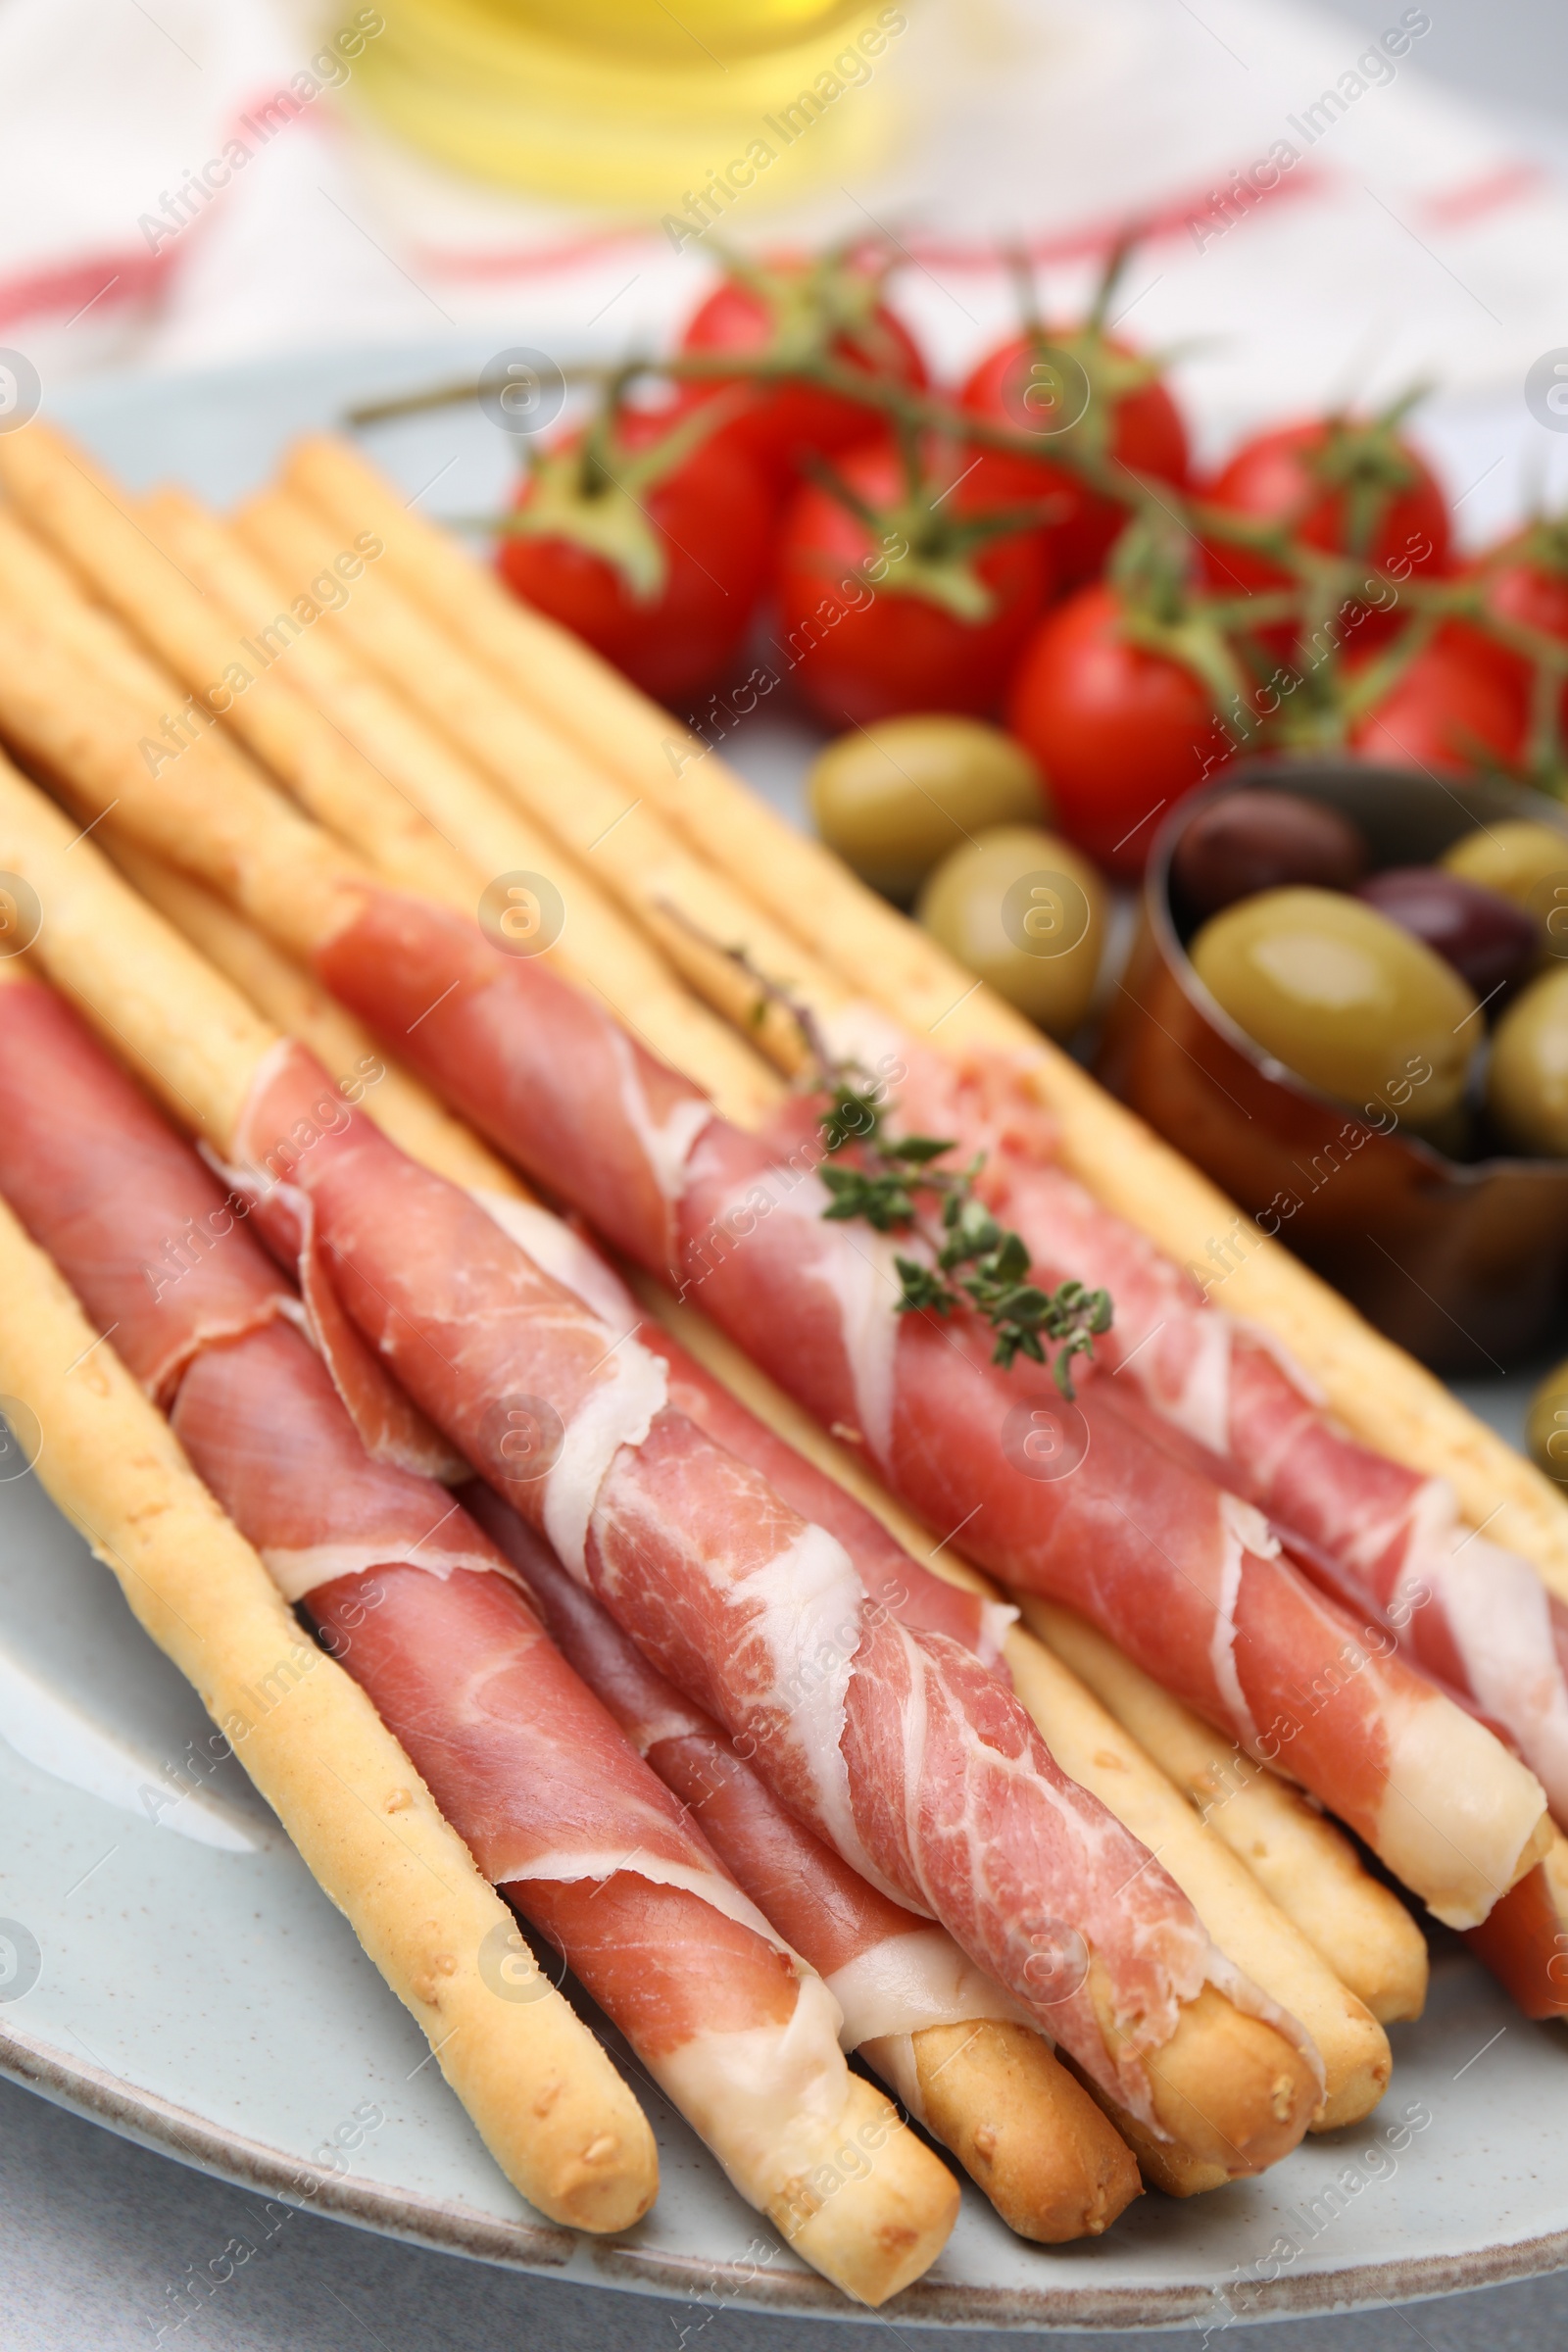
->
1355, 867, 1539, 1004
1170, 790, 1367, 922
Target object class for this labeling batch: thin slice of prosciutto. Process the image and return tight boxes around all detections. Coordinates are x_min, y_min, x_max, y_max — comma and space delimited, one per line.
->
0, 980, 864, 2226
231, 1025, 1297, 2132
311, 890, 1548, 1930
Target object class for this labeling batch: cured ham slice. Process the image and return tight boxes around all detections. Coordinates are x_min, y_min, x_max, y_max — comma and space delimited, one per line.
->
0, 982, 935, 2261
311, 891, 1548, 1931
231, 1027, 1316, 2155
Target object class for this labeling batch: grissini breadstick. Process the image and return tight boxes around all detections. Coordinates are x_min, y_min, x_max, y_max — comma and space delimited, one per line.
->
0, 607, 364, 970
0, 761, 1319, 2179
0, 422, 485, 914
0, 983, 957, 2304
106, 862, 1151, 2244
0, 1157, 656, 2232
233, 483, 833, 1076
0, 555, 778, 1129
280, 432, 1568, 1592
629, 1284, 1393, 2138
103, 836, 521, 1197
1023, 1598, 1429, 2027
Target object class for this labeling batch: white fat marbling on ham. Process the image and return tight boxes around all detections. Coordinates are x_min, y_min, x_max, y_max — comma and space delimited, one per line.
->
498, 1842, 805, 1954
543, 1335, 668, 1580
760, 1178, 906, 1461
733, 1520, 900, 1897
825, 1927, 1028, 2051
609, 1025, 713, 1201
655, 1972, 853, 2216
1211, 1494, 1271, 1751
1150, 1308, 1234, 1458
471, 1191, 637, 1328
262, 1533, 508, 1604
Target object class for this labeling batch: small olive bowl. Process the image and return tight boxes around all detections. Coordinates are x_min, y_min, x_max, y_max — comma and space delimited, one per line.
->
1095, 755, 1568, 1373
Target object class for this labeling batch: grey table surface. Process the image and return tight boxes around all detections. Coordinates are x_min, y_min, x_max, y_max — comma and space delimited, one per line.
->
9, 1, 1568, 2346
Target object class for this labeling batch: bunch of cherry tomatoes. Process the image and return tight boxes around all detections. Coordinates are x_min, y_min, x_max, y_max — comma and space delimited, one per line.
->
478, 242, 1568, 879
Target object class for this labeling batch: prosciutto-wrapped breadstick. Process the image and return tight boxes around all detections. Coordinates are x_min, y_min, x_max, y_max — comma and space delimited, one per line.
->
279, 432, 1568, 1595
621, 1289, 1393, 2138
0, 996, 655, 2234
469, 1491, 1141, 2239
0, 761, 1319, 2178
0, 966, 956, 2303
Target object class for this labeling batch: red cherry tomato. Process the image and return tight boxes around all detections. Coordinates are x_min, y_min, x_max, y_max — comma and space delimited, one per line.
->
678, 254, 926, 482
496, 405, 775, 706
1202, 416, 1451, 614
1006, 583, 1234, 874
1449, 533, 1568, 722
959, 326, 1190, 587
1349, 633, 1526, 776
775, 438, 1051, 728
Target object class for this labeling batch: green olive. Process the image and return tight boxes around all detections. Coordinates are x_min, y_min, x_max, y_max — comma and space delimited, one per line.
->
1527, 1356, 1568, 1488
808, 717, 1045, 902
1189, 887, 1478, 1123
915, 824, 1105, 1038
1486, 964, 1568, 1154
1442, 818, 1568, 958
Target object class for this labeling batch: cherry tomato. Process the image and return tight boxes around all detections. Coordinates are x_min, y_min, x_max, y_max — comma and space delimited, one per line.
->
775, 437, 1051, 728
496, 403, 775, 706
1348, 632, 1526, 776
1202, 416, 1451, 619
1449, 529, 1568, 725
1006, 584, 1234, 874
678, 253, 927, 482
959, 325, 1189, 587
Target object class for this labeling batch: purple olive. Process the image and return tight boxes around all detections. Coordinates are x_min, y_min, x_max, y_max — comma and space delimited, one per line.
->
1355, 867, 1538, 1004
1171, 790, 1368, 921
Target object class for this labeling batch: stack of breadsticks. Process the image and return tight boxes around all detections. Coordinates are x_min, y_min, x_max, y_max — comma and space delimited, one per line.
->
0, 418, 1564, 2302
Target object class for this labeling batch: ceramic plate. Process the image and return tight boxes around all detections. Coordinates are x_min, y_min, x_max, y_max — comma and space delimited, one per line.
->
2, 344, 1566, 2331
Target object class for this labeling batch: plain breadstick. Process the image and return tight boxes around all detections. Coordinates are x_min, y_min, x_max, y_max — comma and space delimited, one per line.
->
104, 836, 521, 1197
0, 605, 364, 968
0, 1183, 656, 2231
0, 422, 483, 914
1024, 1599, 1429, 2025
235, 482, 838, 1075
280, 433, 1568, 1593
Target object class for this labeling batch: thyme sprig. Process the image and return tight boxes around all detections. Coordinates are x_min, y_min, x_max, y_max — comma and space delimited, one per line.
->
817, 1078, 1112, 1391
